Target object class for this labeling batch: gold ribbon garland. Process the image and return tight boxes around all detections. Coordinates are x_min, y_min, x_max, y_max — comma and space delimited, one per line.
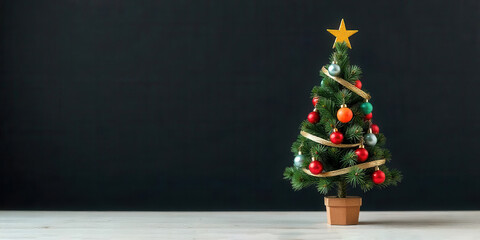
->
303, 159, 386, 177
300, 130, 360, 148
321, 66, 371, 100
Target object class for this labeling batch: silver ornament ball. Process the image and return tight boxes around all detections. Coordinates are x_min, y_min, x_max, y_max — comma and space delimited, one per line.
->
364, 133, 377, 146
328, 63, 341, 76
294, 154, 306, 168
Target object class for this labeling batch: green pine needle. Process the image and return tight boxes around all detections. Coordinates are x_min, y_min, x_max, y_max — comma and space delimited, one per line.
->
344, 65, 363, 83
376, 133, 386, 146
316, 178, 332, 194
312, 86, 334, 100
290, 171, 319, 191
345, 167, 366, 188
334, 89, 352, 106
383, 149, 392, 161
316, 98, 336, 120
361, 179, 374, 192
322, 119, 337, 133
283, 167, 295, 180
313, 144, 328, 155
345, 124, 363, 142
340, 150, 357, 167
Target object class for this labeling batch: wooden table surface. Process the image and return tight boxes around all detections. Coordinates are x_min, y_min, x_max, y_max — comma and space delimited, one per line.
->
0, 211, 478, 239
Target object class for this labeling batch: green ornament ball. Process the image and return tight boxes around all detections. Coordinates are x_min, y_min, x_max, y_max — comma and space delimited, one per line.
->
321, 80, 325, 87
360, 102, 373, 114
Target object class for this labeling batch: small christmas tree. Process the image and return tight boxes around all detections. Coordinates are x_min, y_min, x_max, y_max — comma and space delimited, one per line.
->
283, 19, 402, 225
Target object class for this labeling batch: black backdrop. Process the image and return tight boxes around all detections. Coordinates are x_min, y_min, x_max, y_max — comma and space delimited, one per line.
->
1, 1, 479, 210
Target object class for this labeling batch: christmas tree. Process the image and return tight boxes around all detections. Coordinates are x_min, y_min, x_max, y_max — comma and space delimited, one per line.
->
283, 20, 402, 221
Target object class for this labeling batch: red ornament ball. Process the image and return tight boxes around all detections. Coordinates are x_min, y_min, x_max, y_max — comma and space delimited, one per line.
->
330, 131, 344, 144
312, 97, 319, 107
307, 111, 320, 124
371, 124, 380, 134
372, 170, 386, 184
364, 112, 373, 120
309, 160, 323, 174
355, 148, 369, 162
337, 107, 353, 123
355, 80, 362, 89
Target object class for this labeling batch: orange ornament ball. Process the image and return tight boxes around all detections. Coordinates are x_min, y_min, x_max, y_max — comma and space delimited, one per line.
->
337, 105, 353, 123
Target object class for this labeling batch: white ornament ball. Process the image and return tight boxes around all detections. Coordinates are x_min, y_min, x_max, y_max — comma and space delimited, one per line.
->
328, 63, 341, 76
294, 154, 306, 168
364, 133, 377, 146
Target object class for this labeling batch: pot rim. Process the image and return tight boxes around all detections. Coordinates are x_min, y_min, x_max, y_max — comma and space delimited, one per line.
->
324, 196, 362, 199
324, 196, 362, 207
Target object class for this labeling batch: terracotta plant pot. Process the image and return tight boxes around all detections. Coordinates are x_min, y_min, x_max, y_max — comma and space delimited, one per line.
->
324, 196, 362, 225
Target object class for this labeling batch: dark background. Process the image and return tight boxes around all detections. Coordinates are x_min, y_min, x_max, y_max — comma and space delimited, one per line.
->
1, 0, 479, 210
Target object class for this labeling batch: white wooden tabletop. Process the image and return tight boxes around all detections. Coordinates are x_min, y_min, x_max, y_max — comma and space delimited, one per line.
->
0, 211, 478, 239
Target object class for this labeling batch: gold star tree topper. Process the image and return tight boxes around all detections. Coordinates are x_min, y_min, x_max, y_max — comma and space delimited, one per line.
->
327, 19, 358, 49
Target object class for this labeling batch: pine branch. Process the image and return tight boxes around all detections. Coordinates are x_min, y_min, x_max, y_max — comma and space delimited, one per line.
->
319, 73, 340, 92
316, 178, 333, 194
349, 93, 364, 105
372, 166, 403, 189
343, 65, 363, 83
376, 133, 386, 147
349, 103, 365, 126
301, 120, 328, 139
322, 119, 336, 134
340, 150, 357, 167
345, 124, 363, 142
345, 166, 366, 188
313, 144, 328, 155
290, 170, 319, 191
316, 98, 336, 121
383, 149, 392, 161
290, 136, 304, 155
388, 169, 403, 185
311, 86, 335, 100
382, 167, 403, 186
334, 89, 352, 106
283, 167, 295, 180
371, 146, 385, 159
330, 43, 350, 78
361, 179, 374, 192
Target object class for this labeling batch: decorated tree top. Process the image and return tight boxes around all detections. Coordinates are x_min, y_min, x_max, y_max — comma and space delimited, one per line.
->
283, 19, 402, 198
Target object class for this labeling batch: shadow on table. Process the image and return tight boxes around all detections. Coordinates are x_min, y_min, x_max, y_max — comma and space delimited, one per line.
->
360, 219, 458, 227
